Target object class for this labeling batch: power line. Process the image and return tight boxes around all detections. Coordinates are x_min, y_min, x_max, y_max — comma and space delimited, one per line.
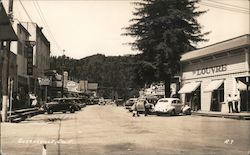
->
18, 0, 33, 23
206, 0, 249, 11
32, 1, 63, 52
200, 1, 249, 14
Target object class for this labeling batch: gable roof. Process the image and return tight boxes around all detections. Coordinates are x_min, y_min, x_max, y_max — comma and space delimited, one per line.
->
0, 2, 17, 41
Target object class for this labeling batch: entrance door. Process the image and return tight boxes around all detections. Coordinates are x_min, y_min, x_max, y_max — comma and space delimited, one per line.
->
210, 84, 224, 112
240, 91, 250, 112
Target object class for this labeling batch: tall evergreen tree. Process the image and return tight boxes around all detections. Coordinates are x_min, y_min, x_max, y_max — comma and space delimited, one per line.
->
124, 0, 208, 97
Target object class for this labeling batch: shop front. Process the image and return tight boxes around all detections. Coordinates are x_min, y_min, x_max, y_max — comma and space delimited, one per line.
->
179, 34, 250, 113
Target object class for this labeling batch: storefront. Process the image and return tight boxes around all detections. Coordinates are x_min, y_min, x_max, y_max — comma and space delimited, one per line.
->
179, 34, 250, 112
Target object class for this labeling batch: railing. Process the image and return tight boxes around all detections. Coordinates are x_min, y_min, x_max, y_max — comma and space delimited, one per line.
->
6, 107, 44, 123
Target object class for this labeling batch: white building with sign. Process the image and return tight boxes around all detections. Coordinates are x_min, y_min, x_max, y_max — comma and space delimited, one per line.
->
179, 34, 250, 113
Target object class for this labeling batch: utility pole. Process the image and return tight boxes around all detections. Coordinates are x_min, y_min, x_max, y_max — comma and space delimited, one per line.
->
61, 49, 65, 98
1, 0, 14, 122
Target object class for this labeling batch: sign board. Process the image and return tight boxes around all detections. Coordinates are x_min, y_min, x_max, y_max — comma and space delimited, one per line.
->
38, 78, 51, 86
26, 46, 33, 75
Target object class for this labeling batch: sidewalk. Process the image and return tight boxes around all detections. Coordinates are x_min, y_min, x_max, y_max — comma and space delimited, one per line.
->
192, 111, 250, 120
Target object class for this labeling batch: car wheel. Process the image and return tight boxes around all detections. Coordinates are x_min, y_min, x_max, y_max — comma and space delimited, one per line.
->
156, 112, 160, 116
186, 109, 191, 115
62, 111, 66, 113
70, 108, 75, 113
170, 110, 176, 116
47, 109, 53, 114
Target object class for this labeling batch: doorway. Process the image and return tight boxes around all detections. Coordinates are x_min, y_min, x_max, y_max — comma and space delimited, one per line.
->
210, 84, 224, 112
240, 91, 250, 112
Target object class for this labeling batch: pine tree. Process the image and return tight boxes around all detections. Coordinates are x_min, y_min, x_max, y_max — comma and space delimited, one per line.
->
124, 0, 208, 97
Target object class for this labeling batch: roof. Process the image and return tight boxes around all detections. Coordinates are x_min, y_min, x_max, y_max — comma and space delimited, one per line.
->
181, 34, 250, 62
17, 23, 30, 36
0, 2, 17, 41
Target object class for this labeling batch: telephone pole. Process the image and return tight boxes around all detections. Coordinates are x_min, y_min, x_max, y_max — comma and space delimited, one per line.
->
1, 0, 14, 122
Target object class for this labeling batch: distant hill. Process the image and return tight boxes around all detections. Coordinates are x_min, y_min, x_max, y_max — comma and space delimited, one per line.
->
50, 54, 140, 99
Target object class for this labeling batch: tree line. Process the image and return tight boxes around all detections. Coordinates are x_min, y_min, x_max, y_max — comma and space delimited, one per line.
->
50, 54, 141, 99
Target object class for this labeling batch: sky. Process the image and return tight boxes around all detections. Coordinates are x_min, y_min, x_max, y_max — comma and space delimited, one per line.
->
2, 0, 250, 59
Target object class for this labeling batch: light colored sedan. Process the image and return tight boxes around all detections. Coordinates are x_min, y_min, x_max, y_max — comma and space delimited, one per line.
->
154, 98, 191, 116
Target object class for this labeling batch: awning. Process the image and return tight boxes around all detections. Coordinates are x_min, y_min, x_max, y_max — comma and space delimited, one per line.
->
237, 80, 247, 91
178, 82, 200, 94
204, 80, 224, 92
0, 3, 17, 41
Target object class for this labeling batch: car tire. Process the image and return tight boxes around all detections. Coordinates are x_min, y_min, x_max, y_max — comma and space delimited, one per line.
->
70, 108, 75, 113
156, 112, 160, 116
47, 109, 53, 114
62, 111, 66, 113
186, 109, 191, 115
170, 110, 176, 116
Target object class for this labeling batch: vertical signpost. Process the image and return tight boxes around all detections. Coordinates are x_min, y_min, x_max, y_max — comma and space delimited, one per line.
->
25, 41, 35, 108
26, 44, 34, 76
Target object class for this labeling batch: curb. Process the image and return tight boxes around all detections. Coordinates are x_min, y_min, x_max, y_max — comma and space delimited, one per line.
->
192, 112, 250, 120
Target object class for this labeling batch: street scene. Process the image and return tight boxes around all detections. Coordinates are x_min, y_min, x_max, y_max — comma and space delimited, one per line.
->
1, 105, 250, 155
0, 0, 250, 155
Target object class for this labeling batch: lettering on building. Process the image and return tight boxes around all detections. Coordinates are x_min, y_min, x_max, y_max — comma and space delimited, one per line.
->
194, 64, 227, 76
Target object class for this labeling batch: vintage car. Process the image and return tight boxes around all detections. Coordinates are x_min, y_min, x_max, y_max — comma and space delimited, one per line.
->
43, 100, 79, 114
154, 98, 191, 116
98, 98, 105, 105
124, 98, 137, 112
53, 98, 82, 111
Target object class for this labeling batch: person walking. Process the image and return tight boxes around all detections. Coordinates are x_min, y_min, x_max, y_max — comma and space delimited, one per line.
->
144, 100, 150, 116
227, 94, 233, 113
233, 94, 240, 113
131, 102, 139, 117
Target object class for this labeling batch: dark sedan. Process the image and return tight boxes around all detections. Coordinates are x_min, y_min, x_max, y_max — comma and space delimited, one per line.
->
43, 100, 78, 114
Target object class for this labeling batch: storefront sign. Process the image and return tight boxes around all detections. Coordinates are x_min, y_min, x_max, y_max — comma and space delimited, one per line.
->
26, 46, 33, 75
194, 64, 227, 76
38, 78, 51, 86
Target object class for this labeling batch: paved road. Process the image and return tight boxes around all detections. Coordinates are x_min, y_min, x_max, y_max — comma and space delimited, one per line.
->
1, 105, 250, 155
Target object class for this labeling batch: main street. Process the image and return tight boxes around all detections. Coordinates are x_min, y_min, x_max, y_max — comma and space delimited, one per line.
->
1, 105, 249, 155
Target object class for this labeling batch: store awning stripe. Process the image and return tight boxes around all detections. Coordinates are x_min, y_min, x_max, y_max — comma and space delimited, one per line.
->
204, 80, 224, 92
178, 82, 200, 94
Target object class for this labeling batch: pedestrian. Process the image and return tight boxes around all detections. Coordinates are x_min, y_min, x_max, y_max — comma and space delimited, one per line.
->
192, 93, 198, 111
233, 94, 240, 113
227, 94, 233, 113
131, 102, 139, 117
144, 100, 151, 116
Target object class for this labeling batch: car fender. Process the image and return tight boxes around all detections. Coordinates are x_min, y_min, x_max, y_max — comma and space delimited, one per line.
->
182, 105, 191, 114
166, 106, 175, 113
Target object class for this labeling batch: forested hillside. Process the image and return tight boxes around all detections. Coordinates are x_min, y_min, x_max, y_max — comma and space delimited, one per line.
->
50, 54, 140, 99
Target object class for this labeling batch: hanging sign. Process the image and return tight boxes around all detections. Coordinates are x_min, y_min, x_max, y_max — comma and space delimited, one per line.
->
26, 46, 33, 75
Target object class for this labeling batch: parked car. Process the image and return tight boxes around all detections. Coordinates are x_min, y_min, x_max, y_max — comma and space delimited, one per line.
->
43, 100, 78, 114
115, 99, 124, 106
98, 98, 105, 105
125, 98, 138, 112
135, 98, 155, 114
154, 98, 191, 116
53, 98, 81, 111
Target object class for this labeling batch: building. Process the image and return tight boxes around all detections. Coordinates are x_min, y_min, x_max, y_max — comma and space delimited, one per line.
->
179, 34, 250, 113
0, 2, 18, 121
21, 22, 51, 95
